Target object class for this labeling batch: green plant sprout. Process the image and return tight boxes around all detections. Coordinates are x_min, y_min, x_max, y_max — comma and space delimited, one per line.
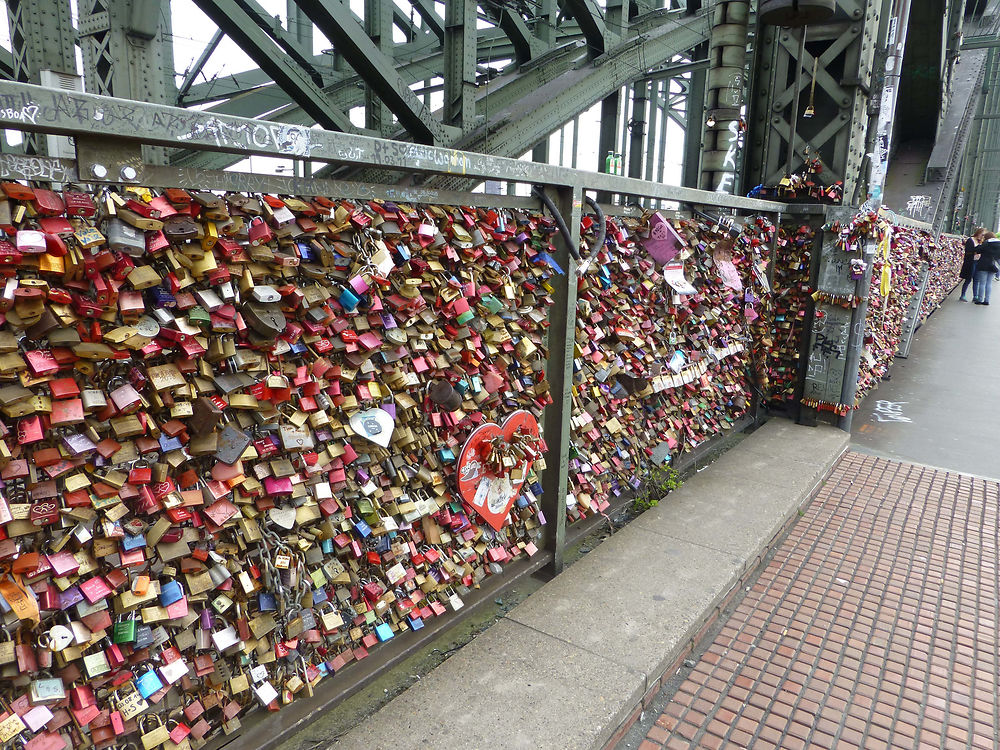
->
632, 464, 682, 511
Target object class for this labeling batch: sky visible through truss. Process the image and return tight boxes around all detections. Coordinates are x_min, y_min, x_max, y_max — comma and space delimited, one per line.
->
0, 0, 686, 190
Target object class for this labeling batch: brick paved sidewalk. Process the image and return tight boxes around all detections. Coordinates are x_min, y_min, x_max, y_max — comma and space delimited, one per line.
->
630, 451, 999, 750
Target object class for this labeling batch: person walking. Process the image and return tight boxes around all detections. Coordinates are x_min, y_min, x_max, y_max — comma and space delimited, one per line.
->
959, 227, 986, 301
972, 232, 1000, 305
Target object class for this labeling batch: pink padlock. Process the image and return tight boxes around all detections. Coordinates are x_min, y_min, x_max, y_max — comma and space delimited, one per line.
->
15, 229, 46, 254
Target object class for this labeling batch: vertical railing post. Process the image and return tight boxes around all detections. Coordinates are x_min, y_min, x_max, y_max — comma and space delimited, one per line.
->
837, 238, 875, 431
792, 211, 825, 425
540, 184, 582, 575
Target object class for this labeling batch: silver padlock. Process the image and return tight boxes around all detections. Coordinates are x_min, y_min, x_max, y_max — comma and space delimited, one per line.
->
104, 218, 146, 257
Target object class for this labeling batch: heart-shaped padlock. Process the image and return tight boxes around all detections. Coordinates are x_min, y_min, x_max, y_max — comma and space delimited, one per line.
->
456, 410, 540, 531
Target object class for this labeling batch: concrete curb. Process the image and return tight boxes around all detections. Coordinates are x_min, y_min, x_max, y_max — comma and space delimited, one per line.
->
331, 418, 850, 750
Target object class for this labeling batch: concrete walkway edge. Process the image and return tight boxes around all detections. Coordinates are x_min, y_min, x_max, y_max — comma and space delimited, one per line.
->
332, 419, 850, 750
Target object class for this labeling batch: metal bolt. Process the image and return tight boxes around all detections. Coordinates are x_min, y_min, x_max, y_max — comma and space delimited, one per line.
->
91, 163, 107, 179
121, 166, 138, 181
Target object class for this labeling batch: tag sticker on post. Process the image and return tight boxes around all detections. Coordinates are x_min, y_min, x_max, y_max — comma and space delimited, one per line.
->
663, 262, 697, 295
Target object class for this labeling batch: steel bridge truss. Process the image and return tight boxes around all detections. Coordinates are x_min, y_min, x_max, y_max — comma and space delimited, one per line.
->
747, 0, 885, 203
0, 0, 721, 188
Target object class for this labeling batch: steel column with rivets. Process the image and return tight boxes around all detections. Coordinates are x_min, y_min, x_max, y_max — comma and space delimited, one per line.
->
629, 80, 649, 181
700, 0, 750, 194
78, 0, 174, 163
444, 0, 477, 131
365, 0, 394, 134
4, 0, 77, 155
683, 48, 708, 188
748, 1, 883, 198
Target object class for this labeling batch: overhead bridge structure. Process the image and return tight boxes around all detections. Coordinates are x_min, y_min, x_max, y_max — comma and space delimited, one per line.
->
0, 0, 998, 224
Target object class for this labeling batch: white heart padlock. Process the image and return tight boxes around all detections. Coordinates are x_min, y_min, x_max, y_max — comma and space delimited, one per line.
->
268, 506, 296, 530
349, 408, 395, 448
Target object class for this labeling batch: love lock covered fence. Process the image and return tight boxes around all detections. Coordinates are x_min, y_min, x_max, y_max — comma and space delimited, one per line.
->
0, 80, 958, 750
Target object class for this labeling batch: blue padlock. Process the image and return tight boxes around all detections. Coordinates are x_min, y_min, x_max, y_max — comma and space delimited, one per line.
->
288, 342, 307, 355
149, 287, 175, 308
408, 615, 424, 632
258, 592, 277, 611
320, 538, 334, 554
122, 533, 146, 552
375, 622, 394, 642
438, 447, 455, 463
311, 587, 328, 604
353, 519, 372, 538
135, 669, 164, 699
394, 243, 410, 262
159, 434, 183, 452
338, 287, 360, 312
159, 580, 183, 606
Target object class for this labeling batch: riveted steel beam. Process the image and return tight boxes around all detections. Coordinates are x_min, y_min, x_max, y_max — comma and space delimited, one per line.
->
365, 0, 395, 134
294, 0, 457, 145
492, 7, 545, 63
5, 0, 75, 84
177, 30, 223, 104
444, 0, 477, 130
431, 6, 711, 189
191, 0, 362, 134
560, 0, 617, 56
0, 80, 790, 215
962, 35, 1000, 50
408, 0, 446, 40
747, 0, 883, 199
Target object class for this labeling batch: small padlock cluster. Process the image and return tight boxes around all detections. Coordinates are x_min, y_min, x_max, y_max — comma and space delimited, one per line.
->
767, 224, 815, 407
918, 234, 964, 322
566, 210, 775, 522
0, 184, 560, 749
750, 157, 844, 205
858, 224, 951, 406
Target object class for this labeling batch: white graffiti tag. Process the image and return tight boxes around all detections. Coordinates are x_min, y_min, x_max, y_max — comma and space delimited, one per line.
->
872, 400, 911, 423
905, 194, 931, 219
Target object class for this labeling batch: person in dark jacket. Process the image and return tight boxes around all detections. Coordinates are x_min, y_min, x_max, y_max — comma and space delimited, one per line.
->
959, 227, 986, 301
973, 232, 1000, 305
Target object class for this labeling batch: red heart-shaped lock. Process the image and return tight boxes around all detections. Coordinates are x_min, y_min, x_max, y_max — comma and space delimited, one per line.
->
456, 410, 540, 531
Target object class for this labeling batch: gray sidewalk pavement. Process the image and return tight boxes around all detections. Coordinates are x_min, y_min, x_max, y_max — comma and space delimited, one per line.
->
329, 419, 849, 750
852, 285, 1000, 480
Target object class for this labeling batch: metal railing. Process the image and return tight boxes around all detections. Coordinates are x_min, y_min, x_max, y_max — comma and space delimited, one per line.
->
0, 79, 823, 750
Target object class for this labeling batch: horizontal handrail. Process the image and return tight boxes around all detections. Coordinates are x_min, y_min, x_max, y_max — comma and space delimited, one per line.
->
0, 80, 789, 213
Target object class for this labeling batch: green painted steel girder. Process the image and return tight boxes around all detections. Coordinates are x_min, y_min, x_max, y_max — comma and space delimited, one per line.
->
191, 0, 362, 134
559, 0, 618, 56
428, 6, 710, 188
294, 0, 457, 145
409, 0, 446, 40
0, 79, 787, 214
962, 35, 1000, 50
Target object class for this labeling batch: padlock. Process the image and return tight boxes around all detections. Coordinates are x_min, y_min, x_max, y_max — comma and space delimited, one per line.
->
28, 671, 66, 705
112, 612, 139, 644
140, 714, 171, 749
211, 617, 241, 652
0, 627, 13, 665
